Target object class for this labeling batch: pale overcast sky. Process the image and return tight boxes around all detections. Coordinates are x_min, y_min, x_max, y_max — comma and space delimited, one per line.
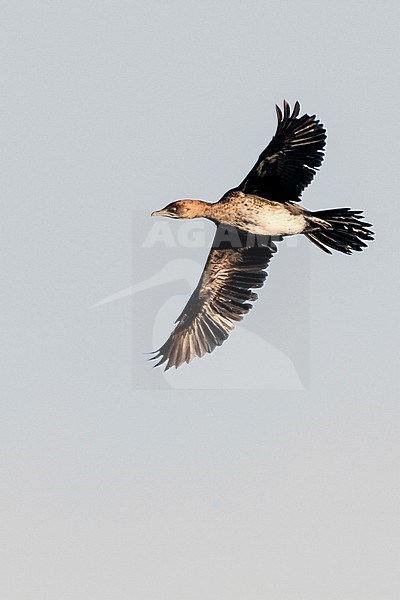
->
2, 2, 399, 599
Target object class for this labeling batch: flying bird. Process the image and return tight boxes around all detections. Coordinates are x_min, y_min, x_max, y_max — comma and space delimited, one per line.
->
149, 101, 374, 370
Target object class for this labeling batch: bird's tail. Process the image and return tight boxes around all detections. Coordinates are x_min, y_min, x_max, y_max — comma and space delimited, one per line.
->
305, 208, 374, 255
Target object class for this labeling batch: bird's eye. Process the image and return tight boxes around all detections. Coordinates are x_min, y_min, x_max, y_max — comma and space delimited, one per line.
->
170, 206, 177, 212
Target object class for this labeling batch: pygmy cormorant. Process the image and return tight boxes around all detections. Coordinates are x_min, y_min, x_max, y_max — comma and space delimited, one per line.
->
149, 101, 374, 370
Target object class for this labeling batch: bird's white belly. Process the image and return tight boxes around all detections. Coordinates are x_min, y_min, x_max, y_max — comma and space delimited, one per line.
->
243, 205, 307, 236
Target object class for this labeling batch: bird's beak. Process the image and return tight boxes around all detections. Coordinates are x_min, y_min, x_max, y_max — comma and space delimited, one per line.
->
151, 209, 174, 218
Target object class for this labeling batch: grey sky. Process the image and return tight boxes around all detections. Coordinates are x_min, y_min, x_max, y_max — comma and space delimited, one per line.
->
1, 1, 399, 599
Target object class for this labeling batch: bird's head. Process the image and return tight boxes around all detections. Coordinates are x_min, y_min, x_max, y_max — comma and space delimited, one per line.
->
151, 199, 209, 220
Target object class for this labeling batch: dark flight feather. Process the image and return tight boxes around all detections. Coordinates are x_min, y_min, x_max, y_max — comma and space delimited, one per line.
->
236, 99, 326, 202
150, 227, 281, 370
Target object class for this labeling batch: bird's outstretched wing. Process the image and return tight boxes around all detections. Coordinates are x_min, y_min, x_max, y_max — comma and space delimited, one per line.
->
236, 100, 326, 202
150, 226, 281, 370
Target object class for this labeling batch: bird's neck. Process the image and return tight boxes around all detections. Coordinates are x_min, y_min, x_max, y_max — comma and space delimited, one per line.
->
186, 200, 214, 219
